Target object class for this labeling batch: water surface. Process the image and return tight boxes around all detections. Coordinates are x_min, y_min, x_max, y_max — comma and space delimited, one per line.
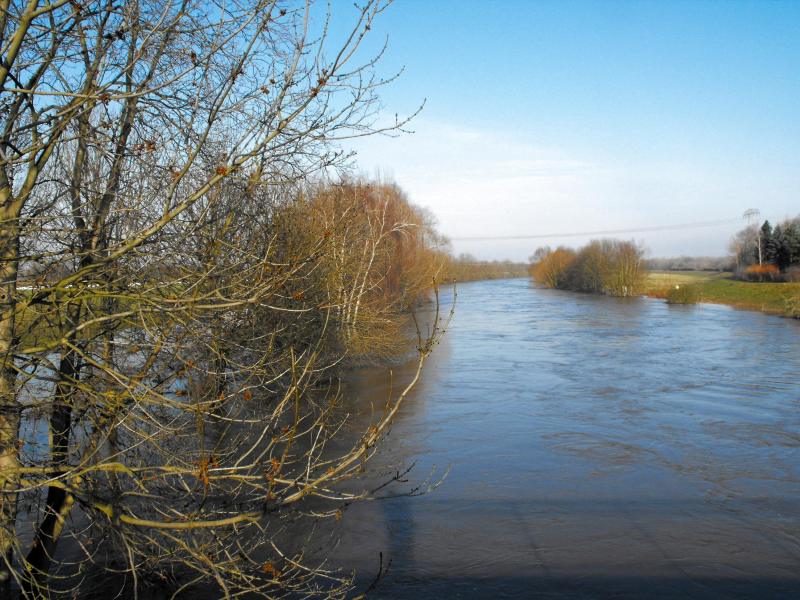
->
332, 278, 800, 599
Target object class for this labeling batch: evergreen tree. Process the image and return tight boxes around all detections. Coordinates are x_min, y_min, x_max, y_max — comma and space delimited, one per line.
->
760, 220, 773, 264
767, 224, 782, 266
784, 221, 800, 268
731, 216, 800, 271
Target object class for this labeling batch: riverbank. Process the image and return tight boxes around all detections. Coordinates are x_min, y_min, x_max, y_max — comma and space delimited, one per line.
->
644, 270, 800, 317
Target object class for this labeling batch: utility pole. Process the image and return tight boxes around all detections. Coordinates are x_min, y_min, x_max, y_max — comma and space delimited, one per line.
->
744, 208, 762, 265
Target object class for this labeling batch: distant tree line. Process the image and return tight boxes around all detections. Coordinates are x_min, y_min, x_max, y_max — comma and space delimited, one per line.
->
529, 240, 646, 297
730, 216, 800, 281
644, 256, 734, 272
438, 254, 529, 283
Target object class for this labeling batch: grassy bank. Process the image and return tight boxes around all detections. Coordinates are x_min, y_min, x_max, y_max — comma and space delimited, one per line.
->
645, 270, 800, 317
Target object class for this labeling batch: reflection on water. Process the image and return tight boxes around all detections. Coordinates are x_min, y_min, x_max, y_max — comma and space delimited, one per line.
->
329, 278, 800, 599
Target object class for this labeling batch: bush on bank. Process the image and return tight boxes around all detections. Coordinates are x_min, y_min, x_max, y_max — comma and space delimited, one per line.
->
529, 240, 646, 297
666, 284, 700, 304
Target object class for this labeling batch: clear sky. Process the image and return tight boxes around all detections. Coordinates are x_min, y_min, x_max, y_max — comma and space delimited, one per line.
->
333, 0, 800, 261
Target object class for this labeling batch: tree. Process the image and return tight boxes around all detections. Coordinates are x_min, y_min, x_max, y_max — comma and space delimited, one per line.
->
760, 221, 773, 265
529, 246, 551, 265
563, 241, 606, 293
0, 1, 435, 597
768, 224, 783, 267
732, 217, 800, 273
729, 224, 759, 268
272, 179, 446, 361
600, 240, 646, 297
530, 240, 646, 297
782, 220, 800, 268
529, 247, 576, 288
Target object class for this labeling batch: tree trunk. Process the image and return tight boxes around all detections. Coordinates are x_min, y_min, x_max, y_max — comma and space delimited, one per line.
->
0, 207, 20, 591
24, 343, 80, 596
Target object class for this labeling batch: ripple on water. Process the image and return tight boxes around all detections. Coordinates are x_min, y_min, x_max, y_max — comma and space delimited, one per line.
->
333, 279, 800, 599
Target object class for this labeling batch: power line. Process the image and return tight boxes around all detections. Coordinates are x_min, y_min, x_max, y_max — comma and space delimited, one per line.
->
451, 217, 744, 242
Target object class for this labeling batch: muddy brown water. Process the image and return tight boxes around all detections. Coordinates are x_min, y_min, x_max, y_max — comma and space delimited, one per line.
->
325, 277, 800, 599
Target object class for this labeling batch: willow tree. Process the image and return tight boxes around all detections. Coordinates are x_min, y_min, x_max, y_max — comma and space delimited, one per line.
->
530, 241, 645, 296
0, 1, 438, 597
529, 247, 576, 288
275, 180, 445, 361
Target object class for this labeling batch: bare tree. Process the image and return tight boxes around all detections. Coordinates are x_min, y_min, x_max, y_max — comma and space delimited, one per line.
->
530, 240, 645, 297
529, 247, 576, 289
277, 179, 446, 361
0, 1, 439, 597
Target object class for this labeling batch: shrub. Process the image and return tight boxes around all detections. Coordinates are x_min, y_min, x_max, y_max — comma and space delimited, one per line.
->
740, 263, 781, 282
666, 284, 700, 304
563, 239, 645, 297
529, 247, 577, 288
784, 266, 800, 282
786, 295, 800, 318
529, 239, 646, 296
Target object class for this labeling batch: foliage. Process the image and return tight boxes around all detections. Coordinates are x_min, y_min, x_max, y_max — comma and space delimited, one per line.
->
666, 284, 700, 305
784, 266, 800, 283
739, 263, 781, 282
0, 2, 449, 598
440, 254, 528, 283
529, 240, 646, 297
731, 217, 800, 272
528, 247, 576, 288
274, 179, 447, 362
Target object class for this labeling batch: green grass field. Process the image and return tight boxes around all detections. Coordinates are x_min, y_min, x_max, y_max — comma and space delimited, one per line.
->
645, 270, 800, 316
643, 270, 728, 290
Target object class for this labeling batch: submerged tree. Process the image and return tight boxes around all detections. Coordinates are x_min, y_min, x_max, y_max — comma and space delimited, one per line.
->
0, 1, 441, 597
276, 179, 446, 361
528, 247, 576, 289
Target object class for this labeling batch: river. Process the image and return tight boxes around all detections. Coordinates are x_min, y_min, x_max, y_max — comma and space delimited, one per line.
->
327, 277, 800, 599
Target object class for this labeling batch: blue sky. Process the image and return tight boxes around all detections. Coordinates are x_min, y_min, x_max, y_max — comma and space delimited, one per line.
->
331, 1, 800, 260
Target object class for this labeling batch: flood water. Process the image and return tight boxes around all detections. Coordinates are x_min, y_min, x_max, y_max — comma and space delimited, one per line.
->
330, 277, 800, 599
